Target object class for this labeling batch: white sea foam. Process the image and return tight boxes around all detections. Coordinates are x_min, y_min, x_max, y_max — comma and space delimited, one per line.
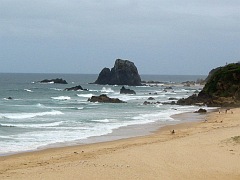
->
131, 110, 180, 124
1, 121, 64, 128
59, 106, 84, 110
101, 87, 114, 93
91, 119, 112, 123
50, 88, 63, 91
77, 94, 94, 98
165, 92, 177, 95
51, 96, 71, 100
36, 103, 46, 108
0, 110, 64, 120
111, 94, 145, 101
24, 89, 33, 92
88, 89, 99, 92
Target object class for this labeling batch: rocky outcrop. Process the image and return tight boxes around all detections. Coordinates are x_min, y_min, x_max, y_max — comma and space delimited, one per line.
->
88, 94, 125, 103
194, 108, 207, 113
120, 86, 136, 94
177, 94, 205, 106
65, 85, 88, 91
40, 78, 68, 84
143, 101, 175, 105
94, 59, 142, 86
177, 63, 240, 107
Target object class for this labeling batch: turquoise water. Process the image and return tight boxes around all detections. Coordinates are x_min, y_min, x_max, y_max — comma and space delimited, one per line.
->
0, 73, 210, 155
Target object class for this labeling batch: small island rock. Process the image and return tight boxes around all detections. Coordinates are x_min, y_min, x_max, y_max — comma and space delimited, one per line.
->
40, 78, 68, 84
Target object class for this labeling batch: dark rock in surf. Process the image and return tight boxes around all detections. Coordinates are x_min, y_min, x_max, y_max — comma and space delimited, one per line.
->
194, 108, 207, 113
169, 98, 178, 100
88, 94, 125, 103
65, 85, 88, 91
40, 78, 68, 84
148, 97, 155, 100
162, 101, 176, 105
120, 86, 136, 94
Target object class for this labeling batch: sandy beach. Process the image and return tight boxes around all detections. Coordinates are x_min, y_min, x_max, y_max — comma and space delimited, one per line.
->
1, 108, 240, 180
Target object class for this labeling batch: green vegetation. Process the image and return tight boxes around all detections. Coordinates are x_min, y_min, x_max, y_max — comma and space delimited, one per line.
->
203, 63, 240, 99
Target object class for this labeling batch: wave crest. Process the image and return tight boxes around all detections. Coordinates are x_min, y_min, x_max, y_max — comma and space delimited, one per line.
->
51, 96, 71, 100
0, 110, 64, 120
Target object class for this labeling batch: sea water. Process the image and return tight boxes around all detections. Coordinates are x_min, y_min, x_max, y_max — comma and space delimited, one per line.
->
0, 73, 212, 155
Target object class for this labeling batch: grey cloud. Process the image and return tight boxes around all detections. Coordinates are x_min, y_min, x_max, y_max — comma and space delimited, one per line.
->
0, 0, 239, 74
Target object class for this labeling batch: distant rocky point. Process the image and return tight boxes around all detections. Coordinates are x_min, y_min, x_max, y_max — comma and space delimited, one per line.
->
177, 63, 240, 107
94, 59, 142, 86
40, 78, 68, 84
88, 94, 125, 103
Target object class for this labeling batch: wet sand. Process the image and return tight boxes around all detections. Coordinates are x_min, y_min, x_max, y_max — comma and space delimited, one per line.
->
0, 108, 240, 180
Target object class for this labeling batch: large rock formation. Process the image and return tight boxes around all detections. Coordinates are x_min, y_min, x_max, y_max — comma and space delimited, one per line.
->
177, 63, 240, 107
94, 59, 142, 86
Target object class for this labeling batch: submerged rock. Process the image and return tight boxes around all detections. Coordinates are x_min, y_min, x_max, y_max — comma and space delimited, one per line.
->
88, 94, 125, 103
94, 59, 142, 86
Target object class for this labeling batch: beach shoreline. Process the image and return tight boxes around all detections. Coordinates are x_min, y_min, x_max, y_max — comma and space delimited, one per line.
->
0, 108, 209, 157
1, 107, 240, 179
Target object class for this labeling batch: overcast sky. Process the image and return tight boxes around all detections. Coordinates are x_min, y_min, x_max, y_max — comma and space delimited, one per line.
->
0, 0, 239, 75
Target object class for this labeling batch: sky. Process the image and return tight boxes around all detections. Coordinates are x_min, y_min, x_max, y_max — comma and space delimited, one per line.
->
0, 0, 239, 75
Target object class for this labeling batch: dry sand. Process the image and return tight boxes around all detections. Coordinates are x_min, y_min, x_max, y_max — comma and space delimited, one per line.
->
0, 108, 240, 180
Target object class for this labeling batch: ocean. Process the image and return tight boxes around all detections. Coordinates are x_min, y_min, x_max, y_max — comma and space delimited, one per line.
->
0, 73, 212, 156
